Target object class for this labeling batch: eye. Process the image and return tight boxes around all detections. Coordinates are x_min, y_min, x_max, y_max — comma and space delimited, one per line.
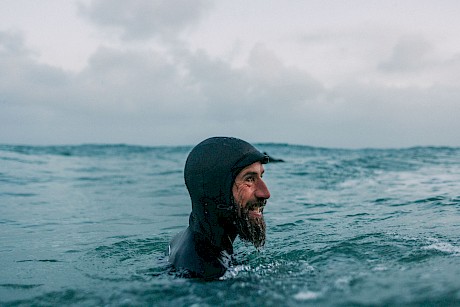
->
245, 176, 255, 183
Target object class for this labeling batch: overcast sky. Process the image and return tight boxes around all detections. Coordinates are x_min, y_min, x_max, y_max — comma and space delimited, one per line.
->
1, 0, 460, 148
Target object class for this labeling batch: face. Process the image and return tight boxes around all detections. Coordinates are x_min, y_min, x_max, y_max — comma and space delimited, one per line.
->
232, 162, 271, 249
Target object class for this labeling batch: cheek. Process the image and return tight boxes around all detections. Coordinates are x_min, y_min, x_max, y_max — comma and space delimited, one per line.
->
232, 184, 240, 201
234, 185, 253, 206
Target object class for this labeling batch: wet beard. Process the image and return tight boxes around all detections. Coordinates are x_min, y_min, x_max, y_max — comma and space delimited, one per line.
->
235, 200, 266, 249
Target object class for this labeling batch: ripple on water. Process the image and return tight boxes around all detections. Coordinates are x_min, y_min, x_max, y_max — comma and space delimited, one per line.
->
0, 284, 43, 289
78, 236, 171, 283
3, 289, 105, 306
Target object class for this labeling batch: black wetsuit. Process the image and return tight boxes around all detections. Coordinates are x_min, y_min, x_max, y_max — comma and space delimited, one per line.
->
168, 137, 268, 279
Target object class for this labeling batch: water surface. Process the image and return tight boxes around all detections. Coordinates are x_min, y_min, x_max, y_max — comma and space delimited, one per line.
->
1, 144, 459, 306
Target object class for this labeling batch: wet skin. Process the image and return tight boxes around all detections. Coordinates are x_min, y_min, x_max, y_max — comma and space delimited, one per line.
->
232, 162, 271, 218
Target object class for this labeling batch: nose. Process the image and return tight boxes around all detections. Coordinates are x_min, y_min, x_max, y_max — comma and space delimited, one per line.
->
255, 179, 271, 200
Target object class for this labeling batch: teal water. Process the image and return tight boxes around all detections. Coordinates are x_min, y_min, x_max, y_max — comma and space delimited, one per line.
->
1, 144, 459, 306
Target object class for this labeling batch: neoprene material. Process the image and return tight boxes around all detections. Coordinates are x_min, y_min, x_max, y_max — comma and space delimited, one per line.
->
168, 137, 268, 279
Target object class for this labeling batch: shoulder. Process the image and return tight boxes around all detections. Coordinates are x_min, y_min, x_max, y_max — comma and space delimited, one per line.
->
169, 228, 202, 274
168, 228, 228, 279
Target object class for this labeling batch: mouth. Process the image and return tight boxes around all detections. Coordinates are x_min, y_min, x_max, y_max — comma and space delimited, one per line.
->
248, 206, 264, 218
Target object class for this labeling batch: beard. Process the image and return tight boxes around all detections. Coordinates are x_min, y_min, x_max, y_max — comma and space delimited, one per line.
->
234, 199, 266, 249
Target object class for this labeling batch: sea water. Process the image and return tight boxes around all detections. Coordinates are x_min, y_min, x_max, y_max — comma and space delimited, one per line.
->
1, 144, 459, 306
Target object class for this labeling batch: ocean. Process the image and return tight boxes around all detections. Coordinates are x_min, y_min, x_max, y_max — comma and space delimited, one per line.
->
1, 143, 459, 306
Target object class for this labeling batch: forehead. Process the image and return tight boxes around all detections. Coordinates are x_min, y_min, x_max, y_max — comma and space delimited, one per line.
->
236, 162, 264, 177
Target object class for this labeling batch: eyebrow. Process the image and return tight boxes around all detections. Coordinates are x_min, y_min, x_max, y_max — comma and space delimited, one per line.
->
242, 169, 264, 177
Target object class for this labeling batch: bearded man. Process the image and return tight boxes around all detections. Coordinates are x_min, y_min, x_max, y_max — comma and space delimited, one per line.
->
168, 137, 271, 279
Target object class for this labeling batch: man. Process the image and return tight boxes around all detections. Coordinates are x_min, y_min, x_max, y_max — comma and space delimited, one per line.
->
168, 137, 271, 279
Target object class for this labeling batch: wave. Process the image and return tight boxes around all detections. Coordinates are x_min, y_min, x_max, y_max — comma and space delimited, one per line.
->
0, 144, 192, 158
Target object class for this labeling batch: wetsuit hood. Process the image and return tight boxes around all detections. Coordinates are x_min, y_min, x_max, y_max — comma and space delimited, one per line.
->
185, 137, 268, 251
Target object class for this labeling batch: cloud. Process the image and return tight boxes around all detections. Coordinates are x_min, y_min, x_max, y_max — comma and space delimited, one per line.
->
0, 32, 325, 145
322, 82, 460, 147
0, 31, 71, 108
76, 47, 199, 115
1, 26, 460, 147
78, 0, 212, 40
181, 44, 323, 123
378, 36, 435, 72
0, 31, 31, 55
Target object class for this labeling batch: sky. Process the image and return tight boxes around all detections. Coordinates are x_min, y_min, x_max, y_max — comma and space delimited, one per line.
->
1, 0, 460, 148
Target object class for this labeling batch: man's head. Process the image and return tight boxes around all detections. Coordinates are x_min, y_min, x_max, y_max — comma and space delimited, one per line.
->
184, 137, 270, 250
232, 161, 270, 249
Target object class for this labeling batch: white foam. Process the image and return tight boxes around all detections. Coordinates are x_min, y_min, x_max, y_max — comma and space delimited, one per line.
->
422, 242, 460, 255
219, 264, 251, 280
372, 265, 388, 271
294, 290, 321, 301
